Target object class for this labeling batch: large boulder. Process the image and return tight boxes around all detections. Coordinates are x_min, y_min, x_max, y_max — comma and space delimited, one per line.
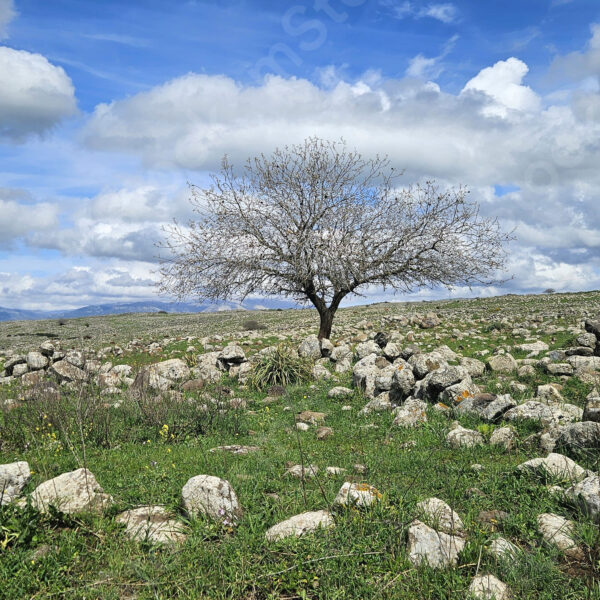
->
49, 360, 87, 383
460, 357, 486, 378
181, 475, 242, 522
389, 360, 416, 403
408, 352, 447, 380
148, 358, 190, 381
298, 335, 322, 360
419, 365, 470, 403
454, 393, 515, 422
218, 344, 246, 365
555, 421, 600, 454
0, 461, 30, 505
65, 350, 85, 369
265, 510, 334, 541
566, 355, 600, 373
353, 354, 394, 398
30, 468, 112, 514
355, 340, 382, 360
133, 358, 191, 393
504, 401, 581, 427
26, 352, 48, 371
515, 341, 549, 354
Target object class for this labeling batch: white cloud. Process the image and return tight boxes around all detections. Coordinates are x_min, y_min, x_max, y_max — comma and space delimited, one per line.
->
0, 46, 77, 140
0, 190, 59, 247
384, 1, 458, 23
0, 264, 160, 311
421, 3, 457, 23
406, 34, 458, 79
27, 184, 194, 262
0, 0, 16, 39
547, 23, 600, 84
462, 57, 541, 116
10, 30, 600, 306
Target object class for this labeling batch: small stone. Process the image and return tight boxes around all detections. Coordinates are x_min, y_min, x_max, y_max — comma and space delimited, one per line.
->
327, 386, 354, 399
116, 506, 187, 545
468, 574, 511, 600
489, 426, 517, 451
478, 510, 508, 530
517, 453, 589, 482
487, 536, 519, 559
316, 426, 333, 440
208, 445, 260, 455
333, 482, 381, 508
537, 513, 584, 560
285, 464, 318, 479
325, 466, 346, 476
181, 475, 242, 521
406, 520, 466, 568
265, 510, 334, 541
0, 461, 30, 505
446, 423, 484, 448
297, 410, 326, 425
416, 497, 464, 534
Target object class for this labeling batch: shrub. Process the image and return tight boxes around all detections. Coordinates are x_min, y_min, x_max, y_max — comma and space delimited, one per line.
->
242, 319, 266, 331
249, 344, 312, 390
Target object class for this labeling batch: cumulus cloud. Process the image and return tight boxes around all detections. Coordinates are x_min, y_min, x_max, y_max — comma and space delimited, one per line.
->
27, 184, 195, 262
0, 264, 160, 311
462, 57, 541, 116
0, 46, 77, 140
0, 189, 59, 248
82, 65, 597, 194
0, 0, 16, 39
9, 30, 600, 306
546, 23, 600, 85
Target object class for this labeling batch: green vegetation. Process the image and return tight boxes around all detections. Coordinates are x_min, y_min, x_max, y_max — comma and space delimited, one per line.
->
1, 291, 599, 598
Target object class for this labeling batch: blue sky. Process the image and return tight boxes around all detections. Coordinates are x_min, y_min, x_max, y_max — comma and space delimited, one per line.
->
1, 0, 600, 309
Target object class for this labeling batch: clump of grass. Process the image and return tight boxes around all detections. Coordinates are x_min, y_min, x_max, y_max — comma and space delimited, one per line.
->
249, 344, 312, 389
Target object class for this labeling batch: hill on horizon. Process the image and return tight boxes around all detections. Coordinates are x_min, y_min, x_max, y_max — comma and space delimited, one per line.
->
0, 299, 298, 323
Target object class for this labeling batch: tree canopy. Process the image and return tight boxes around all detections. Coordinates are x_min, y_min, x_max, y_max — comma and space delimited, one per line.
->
159, 137, 512, 338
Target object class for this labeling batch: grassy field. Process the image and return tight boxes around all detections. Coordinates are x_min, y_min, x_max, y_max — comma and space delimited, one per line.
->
1, 292, 599, 599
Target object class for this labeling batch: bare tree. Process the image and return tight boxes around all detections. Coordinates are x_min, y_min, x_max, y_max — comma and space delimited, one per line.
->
159, 137, 512, 339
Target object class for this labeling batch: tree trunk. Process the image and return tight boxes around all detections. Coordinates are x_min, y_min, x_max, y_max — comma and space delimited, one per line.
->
317, 308, 335, 340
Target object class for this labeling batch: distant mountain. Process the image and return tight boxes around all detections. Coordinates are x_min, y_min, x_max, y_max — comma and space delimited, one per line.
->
0, 299, 298, 322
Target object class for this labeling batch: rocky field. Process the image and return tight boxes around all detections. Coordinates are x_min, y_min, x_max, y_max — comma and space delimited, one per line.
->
0, 292, 599, 599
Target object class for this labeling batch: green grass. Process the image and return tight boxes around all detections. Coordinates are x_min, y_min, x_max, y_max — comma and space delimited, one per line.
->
1, 291, 600, 598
